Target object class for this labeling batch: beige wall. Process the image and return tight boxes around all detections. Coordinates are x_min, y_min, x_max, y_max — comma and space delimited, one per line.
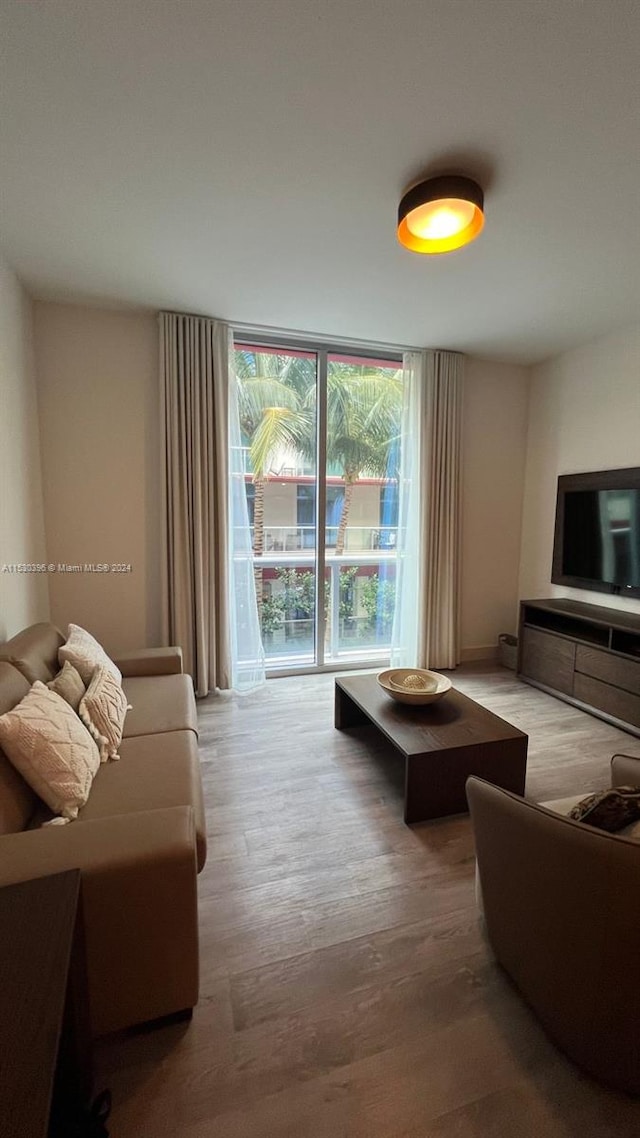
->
461, 357, 530, 656
30, 302, 531, 660
34, 303, 160, 653
347, 484, 381, 531
0, 258, 48, 640
519, 322, 640, 616
262, 482, 383, 539
263, 482, 296, 532
22, 299, 640, 663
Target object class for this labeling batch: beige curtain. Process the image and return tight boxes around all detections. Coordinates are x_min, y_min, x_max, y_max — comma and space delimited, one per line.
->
159, 312, 232, 695
418, 350, 464, 669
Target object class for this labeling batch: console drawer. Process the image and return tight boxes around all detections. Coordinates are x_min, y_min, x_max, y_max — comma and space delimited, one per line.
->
575, 645, 640, 696
573, 674, 640, 729
520, 627, 575, 694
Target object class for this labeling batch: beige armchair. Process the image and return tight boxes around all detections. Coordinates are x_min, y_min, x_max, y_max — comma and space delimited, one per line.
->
466, 754, 640, 1094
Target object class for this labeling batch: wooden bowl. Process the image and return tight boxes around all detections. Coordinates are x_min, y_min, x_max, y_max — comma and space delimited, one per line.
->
377, 668, 452, 705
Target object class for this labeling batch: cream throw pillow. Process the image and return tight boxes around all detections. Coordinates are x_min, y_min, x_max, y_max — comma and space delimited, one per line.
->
0, 682, 100, 820
47, 660, 86, 712
79, 665, 129, 762
59, 623, 122, 686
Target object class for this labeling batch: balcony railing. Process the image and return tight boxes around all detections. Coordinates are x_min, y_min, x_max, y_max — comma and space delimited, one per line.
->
253, 524, 397, 553
238, 446, 314, 478
253, 550, 397, 667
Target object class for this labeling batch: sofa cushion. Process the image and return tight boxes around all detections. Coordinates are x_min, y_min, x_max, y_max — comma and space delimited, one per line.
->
79, 665, 130, 762
59, 624, 122, 686
121, 674, 198, 738
79, 730, 206, 870
0, 622, 65, 684
0, 750, 39, 835
47, 661, 86, 712
0, 663, 39, 835
0, 682, 101, 821
0, 807, 199, 1036
0, 661, 31, 716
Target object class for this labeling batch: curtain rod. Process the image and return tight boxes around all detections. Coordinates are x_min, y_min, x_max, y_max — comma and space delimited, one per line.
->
159, 309, 463, 357
231, 319, 420, 355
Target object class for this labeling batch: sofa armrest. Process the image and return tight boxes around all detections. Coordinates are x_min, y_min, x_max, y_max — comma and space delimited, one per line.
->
611, 753, 640, 785
111, 646, 183, 677
0, 807, 199, 1035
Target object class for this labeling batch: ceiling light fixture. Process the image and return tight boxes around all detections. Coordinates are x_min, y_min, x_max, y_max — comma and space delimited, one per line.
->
397, 175, 484, 254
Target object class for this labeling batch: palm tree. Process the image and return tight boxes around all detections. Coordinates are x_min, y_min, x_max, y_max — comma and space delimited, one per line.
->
235, 350, 314, 605
235, 351, 402, 611
325, 363, 402, 554
282, 361, 402, 554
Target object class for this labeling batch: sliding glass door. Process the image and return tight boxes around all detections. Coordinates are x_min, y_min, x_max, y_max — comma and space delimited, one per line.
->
234, 340, 402, 672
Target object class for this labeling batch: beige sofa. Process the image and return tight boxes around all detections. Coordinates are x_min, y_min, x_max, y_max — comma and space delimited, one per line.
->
0, 622, 206, 1036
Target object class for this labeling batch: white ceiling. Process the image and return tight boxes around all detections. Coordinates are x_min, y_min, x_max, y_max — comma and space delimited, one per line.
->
1, 0, 640, 364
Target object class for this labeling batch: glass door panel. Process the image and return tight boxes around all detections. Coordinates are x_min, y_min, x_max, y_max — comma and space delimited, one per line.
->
234, 342, 402, 672
235, 344, 317, 668
325, 353, 402, 663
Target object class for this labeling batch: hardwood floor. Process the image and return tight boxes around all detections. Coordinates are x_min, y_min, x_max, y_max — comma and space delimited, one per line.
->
95, 665, 640, 1135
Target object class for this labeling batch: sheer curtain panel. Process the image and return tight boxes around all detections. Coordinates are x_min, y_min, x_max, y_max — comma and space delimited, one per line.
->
391, 349, 464, 670
160, 313, 265, 695
227, 345, 266, 689
390, 351, 423, 669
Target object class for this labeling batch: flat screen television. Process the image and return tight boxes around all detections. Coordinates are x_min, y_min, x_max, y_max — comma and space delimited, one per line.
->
552, 468, 640, 598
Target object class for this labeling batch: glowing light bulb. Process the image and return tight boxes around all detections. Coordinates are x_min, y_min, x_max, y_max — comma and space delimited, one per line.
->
397, 177, 485, 254
406, 198, 476, 240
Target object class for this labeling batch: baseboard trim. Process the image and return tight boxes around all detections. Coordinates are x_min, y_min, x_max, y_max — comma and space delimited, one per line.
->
459, 645, 498, 663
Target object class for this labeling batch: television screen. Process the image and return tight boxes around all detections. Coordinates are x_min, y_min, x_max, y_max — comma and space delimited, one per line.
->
560, 486, 640, 591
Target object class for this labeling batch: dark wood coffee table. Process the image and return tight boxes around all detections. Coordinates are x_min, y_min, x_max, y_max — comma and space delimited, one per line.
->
335, 674, 528, 823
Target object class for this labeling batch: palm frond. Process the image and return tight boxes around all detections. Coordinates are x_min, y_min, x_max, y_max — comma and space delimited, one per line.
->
250, 407, 305, 476
235, 348, 405, 486
237, 377, 300, 434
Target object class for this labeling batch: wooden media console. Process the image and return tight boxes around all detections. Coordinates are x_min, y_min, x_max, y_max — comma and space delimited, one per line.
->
518, 598, 640, 736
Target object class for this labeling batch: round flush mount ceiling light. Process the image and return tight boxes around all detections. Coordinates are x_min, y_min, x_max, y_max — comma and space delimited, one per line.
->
397, 175, 484, 254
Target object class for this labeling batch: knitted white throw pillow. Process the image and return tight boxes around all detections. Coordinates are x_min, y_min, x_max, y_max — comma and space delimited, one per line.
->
59, 623, 122, 686
0, 682, 100, 820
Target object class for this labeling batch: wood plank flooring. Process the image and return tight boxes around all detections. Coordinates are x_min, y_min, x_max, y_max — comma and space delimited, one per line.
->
94, 665, 640, 1135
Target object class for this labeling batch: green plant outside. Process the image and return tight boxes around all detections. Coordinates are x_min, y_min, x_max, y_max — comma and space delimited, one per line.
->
260, 566, 396, 641
361, 574, 396, 634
